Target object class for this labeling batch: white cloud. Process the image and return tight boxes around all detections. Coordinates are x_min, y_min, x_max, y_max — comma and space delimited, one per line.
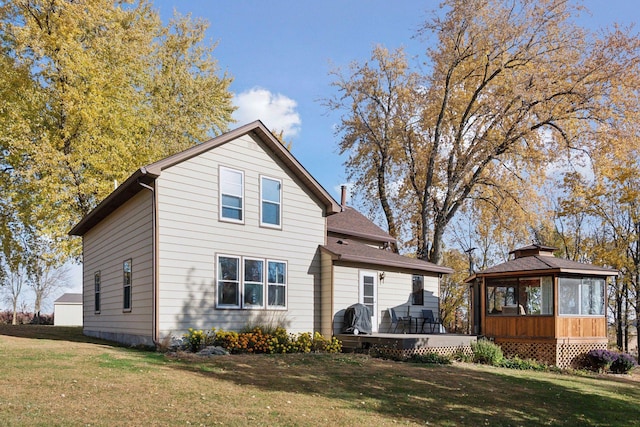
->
233, 87, 301, 138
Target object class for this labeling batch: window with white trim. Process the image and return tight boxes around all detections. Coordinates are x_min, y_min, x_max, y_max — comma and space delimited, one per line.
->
216, 255, 287, 309
267, 260, 287, 308
94, 271, 101, 313
217, 255, 240, 308
244, 258, 264, 308
219, 166, 244, 222
123, 259, 132, 311
261, 176, 282, 227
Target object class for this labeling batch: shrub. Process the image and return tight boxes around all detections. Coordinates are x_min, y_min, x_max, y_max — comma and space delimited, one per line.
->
294, 332, 313, 353
610, 352, 638, 374
214, 330, 240, 352
268, 327, 295, 354
471, 339, 503, 366
409, 352, 452, 365
187, 325, 342, 355
586, 349, 618, 372
183, 328, 209, 352
500, 356, 546, 371
451, 347, 473, 362
320, 335, 342, 353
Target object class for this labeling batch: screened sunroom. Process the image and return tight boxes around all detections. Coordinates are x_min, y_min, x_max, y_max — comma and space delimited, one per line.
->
466, 244, 616, 368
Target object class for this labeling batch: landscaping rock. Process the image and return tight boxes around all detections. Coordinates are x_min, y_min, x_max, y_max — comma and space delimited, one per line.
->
197, 346, 229, 356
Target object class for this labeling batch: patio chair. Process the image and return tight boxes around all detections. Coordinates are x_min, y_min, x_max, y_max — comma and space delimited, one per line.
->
388, 308, 411, 333
420, 309, 443, 333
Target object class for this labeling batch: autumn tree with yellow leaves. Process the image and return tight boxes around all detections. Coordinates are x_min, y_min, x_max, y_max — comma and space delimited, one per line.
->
0, 0, 234, 313
328, 0, 640, 266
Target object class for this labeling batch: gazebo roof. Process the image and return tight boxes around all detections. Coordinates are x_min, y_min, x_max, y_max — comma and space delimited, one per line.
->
465, 244, 617, 281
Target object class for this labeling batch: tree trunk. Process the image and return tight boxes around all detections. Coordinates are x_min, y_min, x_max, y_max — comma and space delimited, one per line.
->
11, 300, 18, 325
377, 161, 399, 253
428, 218, 447, 264
616, 277, 623, 350
34, 292, 42, 324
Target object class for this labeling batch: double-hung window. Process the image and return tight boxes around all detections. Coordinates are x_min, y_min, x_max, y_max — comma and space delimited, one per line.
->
243, 258, 264, 308
220, 167, 244, 222
261, 176, 282, 227
94, 271, 101, 313
217, 255, 240, 308
123, 259, 132, 311
267, 260, 287, 308
216, 256, 287, 309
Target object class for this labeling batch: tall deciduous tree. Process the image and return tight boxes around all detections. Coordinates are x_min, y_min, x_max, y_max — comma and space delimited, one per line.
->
0, 0, 235, 262
556, 52, 640, 355
327, 46, 419, 252
329, 0, 640, 264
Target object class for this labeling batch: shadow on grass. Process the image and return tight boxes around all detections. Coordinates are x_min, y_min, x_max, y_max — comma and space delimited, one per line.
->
3, 326, 639, 426
0, 324, 121, 347
166, 352, 640, 427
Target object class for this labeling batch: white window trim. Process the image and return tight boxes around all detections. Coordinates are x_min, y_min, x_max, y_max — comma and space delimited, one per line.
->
94, 271, 101, 314
123, 259, 132, 313
260, 175, 282, 229
243, 257, 265, 309
219, 166, 245, 224
267, 259, 288, 310
216, 254, 241, 309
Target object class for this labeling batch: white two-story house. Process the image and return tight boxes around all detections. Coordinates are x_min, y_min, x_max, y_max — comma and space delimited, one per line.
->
70, 121, 451, 346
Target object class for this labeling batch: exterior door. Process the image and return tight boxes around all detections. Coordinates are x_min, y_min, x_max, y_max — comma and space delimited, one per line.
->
359, 270, 378, 332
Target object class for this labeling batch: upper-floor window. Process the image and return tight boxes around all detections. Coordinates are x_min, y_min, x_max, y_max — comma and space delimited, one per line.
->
220, 166, 244, 222
123, 259, 132, 311
261, 176, 282, 227
94, 271, 101, 313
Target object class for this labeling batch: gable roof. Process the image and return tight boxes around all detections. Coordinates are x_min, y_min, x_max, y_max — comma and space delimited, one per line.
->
321, 236, 453, 275
70, 121, 341, 236
327, 207, 396, 244
54, 293, 83, 304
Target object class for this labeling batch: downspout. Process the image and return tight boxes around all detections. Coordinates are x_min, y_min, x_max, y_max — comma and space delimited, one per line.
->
138, 175, 159, 347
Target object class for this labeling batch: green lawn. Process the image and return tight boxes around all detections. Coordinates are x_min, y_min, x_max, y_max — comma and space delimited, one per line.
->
0, 325, 638, 426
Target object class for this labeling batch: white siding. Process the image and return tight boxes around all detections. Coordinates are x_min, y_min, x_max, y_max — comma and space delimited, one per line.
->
331, 262, 440, 334
54, 303, 83, 326
82, 190, 154, 345
156, 134, 326, 338
320, 252, 334, 336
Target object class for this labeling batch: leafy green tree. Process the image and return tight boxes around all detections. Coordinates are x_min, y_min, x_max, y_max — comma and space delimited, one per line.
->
0, 0, 235, 263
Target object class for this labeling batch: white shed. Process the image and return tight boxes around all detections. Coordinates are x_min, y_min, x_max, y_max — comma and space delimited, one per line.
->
54, 293, 83, 326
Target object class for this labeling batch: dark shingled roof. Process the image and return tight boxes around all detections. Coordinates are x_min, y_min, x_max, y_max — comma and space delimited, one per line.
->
54, 293, 83, 304
321, 236, 453, 274
327, 207, 396, 244
476, 255, 616, 277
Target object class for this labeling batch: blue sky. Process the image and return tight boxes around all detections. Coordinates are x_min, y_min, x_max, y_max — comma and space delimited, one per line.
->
61, 1, 637, 295
152, 0, 638, 203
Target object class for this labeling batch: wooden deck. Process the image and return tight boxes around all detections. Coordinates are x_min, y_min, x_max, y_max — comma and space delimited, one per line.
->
337, 332, 477, 359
